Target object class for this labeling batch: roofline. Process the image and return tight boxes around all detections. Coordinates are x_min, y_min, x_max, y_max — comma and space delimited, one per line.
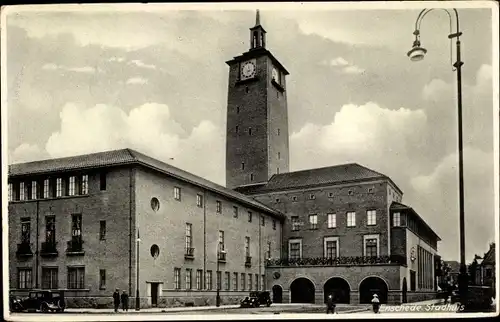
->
390, 202, 441, 241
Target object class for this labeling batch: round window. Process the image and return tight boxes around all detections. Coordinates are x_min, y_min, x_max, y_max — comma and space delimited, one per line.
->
150, 244, 160, 259
151, 197, 160, 211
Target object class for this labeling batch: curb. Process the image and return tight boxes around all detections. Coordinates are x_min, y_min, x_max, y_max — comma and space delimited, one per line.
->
340, 307, 371, 314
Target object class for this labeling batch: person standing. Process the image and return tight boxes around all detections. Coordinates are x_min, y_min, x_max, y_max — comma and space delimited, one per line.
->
121, 290, 129, 312
371, 294, 380, 313
113, 289, 121, 312
326, 294, 336, 314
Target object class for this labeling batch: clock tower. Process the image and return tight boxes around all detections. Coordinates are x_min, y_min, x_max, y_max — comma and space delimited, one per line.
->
225, 10, 290, 189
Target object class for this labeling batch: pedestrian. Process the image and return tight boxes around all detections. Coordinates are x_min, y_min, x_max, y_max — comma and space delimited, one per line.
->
371, 294, 380, 313
113, 288, 120, 312
326, 294, 336, 314
121, 290, 129, 311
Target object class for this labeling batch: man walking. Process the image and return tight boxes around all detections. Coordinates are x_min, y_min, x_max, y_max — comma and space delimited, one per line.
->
113, 289, 121, 312
326, 294, 336, 314
121, 290, 129, 312
371, 294, 380, 313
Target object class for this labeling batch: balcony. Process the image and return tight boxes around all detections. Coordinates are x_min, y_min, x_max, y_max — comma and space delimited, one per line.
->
245, 256, 252, 267
266, 255, 407, 267
218, 251, 226, 263
40, 241, 58, 257
184, 247, 195, 260
16, 242, 33, 258
66, 238, 85, 256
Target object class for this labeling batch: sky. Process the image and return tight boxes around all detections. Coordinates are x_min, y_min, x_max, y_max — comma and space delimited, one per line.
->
2, 2, 498, 262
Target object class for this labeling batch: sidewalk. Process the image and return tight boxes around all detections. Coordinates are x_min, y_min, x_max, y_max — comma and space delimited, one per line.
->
65, 304, 240, 314
401, 298, 444, 306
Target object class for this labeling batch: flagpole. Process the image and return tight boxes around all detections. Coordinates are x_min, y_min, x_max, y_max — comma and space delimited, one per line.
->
135, 228, 141, 311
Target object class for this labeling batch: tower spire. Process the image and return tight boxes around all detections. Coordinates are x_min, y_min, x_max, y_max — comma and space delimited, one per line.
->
250, 10, 266, 50
255, 9, 260, 26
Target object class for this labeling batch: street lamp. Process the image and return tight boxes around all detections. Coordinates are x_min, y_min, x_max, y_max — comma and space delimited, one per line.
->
216, 244, 225, 307
407, 8, 467, 306
135, 229, 141, 311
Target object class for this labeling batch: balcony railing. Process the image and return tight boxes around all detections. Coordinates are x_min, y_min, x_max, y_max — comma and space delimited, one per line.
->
266, 255, 407, 267
40, 241, 58, 257
16, 242, 33, 257
218, 251, 226, 262
245, 256, 252, 267
66, 238, 84, 255
185, 247, 195, 259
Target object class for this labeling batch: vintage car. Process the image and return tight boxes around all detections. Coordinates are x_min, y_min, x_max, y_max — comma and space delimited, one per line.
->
240, 291, 272, 308
10, 290, 66, 313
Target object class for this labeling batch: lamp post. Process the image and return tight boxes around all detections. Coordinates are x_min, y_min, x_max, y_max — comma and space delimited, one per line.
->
135, 229, 141, 311
407, 8, 467, 306
216, 244, 222, 307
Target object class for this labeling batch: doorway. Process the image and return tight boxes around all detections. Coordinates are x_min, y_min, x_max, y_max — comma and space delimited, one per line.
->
290, 278, 315, 303
272, 285, 283, 303
402, 278, 408, 303
151, 283, 159, 307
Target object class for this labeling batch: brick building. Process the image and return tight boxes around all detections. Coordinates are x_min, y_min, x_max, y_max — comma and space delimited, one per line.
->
8, 149, 284, 308
227, 12, 441, 305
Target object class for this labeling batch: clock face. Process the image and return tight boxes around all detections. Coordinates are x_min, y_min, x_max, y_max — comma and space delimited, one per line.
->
241, 60, 256, 79
272, 67, 279, 82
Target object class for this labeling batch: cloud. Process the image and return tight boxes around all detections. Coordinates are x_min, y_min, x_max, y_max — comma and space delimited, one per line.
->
108, 57, 126, 62
322, 57, 365, 74
41, 63, 96, 73
129, 59, 156, 69
422, 78, 452, 101
10, 143, 44, 163
42, 63, 59, 70
328, 57, 349, 66
45, 102, 225, 184
343, 65, 365, 74
126, 77, 148, 85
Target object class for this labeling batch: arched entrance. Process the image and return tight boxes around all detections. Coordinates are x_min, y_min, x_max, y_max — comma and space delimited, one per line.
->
290, 278, 315, 303
402, 278, 408, 303
272, 285, 283, 303
359, 276, 388, 304
323, 277, 350, 304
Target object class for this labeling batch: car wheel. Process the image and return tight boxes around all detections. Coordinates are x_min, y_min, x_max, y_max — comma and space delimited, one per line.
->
40, 303, 49, 313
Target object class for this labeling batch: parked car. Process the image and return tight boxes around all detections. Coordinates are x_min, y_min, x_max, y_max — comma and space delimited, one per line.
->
240, 291, 272, 308
10, 290, 66, 313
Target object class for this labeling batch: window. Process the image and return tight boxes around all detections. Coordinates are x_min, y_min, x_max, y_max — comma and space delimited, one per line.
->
185, 223, 192, 254
368, 188, 374, 193
327, 213, 336, 228
248, 274, 253, 291
31, 181, 38, 199
42, 267, 58, 289
196, 194, 203, 207
43, 179, 50, 198
236, 125, 239, 133
174, 268, 181, 289
18, 268, 32, 289
309, 193, 315, 200
21, 218, 30, 244
196, 270, 202, 290
275, 198, 280, 203
225, 272, 230, 290
248, 127, 252, 135
99, 269, 106, 289
324, 237, 339, 258
68, 267, 85, 289
216, 200, 222, 214
174, 187, 181, 200
233, 272, 238, 290
278, 152, 281, 159
206, 270, 212, 290
69, 176, 76, 196
216, 271, 221, 290
328, 192, 334, 198
309, 214, 318, 229
272, 220, 276, 230
81, 175, 88, 194
291, 216, 300, 231
261, 275, 265, 291
233, 206, 238, 218
393, 212, 401, 227
248, 211, 252, 222
292, 196, 297, 202
289, 240, 302, 260
241, 162, 245, 170
364, 235, 379, 257
410, 270, 416, 291
55, 178, 62, 197
261, 215, 265, 226
236, 106, 240, 114
8, 183, 12, 201
100, 173, 107, 191
45, 216, 55, 243
277, 128, 280, 136
250, 173, 254, 181
20, 182, 25, 200
367, 210, 377, 226
348, 190, 353, 195
185, 269, 192, 290
241, 273, 246, 290
245, 237, 250, 257
347, 212, 356, 227
99, 221, 106, 240
267, 241, 271, 259
71, 214, 82, 240
218, 231, 225, 252
255, 274, 258, 290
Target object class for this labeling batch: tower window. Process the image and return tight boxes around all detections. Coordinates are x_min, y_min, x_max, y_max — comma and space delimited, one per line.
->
236, 125, 239, 133
245, 87, 249, 93
277, 129, 280, 136
250, 174, 254, 181
248, 128, 252, 135
277, 167, 279, 174
236, 106, 240, 114
241, 162, 245, 170
278, 152, 280, 159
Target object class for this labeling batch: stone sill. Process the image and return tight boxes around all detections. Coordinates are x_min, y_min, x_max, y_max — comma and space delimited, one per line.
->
9, 194, 90, 204
235, 77, 259, 86
267, 263, 407, 268
40, 252, 59, 257
66, 251, 85, 256
16, 253, 34, 258
184, 255, 194, 260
